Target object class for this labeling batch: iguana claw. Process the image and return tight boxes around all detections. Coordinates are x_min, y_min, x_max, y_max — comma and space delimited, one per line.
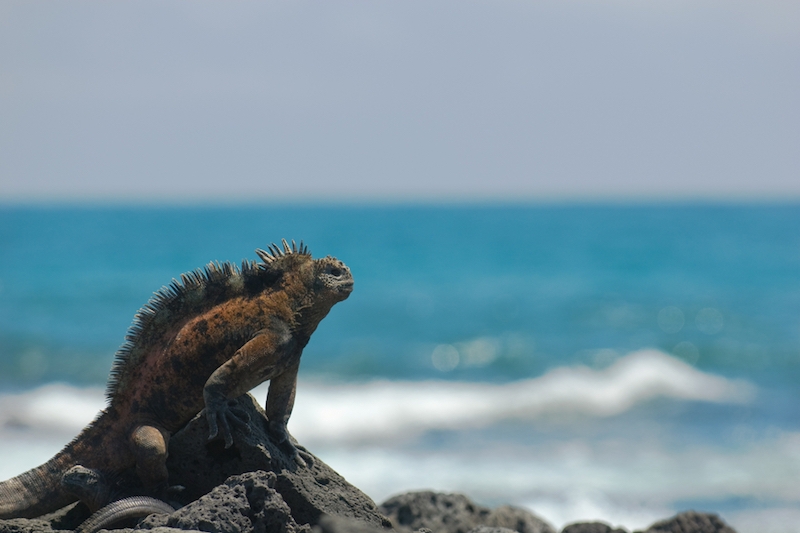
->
268, 420, 309, 467
205, 399, 251, 448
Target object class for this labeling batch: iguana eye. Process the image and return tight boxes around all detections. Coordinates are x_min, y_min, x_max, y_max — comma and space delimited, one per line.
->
330, 267, 342, 277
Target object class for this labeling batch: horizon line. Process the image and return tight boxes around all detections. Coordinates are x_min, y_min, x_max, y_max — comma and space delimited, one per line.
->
1, 195, 799, 209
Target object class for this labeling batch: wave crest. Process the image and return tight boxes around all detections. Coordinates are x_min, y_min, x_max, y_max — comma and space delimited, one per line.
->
281, 349, 756, 443
0, 350, 755, 444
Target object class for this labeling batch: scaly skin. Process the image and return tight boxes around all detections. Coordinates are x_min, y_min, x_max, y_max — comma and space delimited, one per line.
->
0, 240, 353, 519
76, 496, 175, 533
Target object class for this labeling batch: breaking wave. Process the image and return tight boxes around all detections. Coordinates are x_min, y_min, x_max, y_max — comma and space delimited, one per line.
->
282, 349, 755, 443
0, 349, 754, 445
0, 350, 790, 533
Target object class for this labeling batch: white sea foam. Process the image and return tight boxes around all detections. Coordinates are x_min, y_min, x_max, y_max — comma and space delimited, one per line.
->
278, 349, 755, 444
0, 350, 780, 533
0, 384, 105, 480
0, 349, 753, 446
0, 383, 105, 435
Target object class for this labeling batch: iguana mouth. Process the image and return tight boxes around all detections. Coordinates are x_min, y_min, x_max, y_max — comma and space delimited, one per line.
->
338, 281, 354, 294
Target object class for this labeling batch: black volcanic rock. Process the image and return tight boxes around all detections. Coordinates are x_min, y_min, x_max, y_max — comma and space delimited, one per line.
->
467, 527, 518, 533
378, 492, 555, 533
164, 394, 391, 530
561, 522, 628, 533
0, 501, 91, 533
314, 515, 397, 533
379, 491, 488, 533
635, 511, 737, 533
138, 471, 304, 533
485, 505, 556, 533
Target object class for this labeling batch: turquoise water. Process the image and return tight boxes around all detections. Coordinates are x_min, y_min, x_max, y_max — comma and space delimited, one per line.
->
1, 204, 799, 530
1, 204, 798, 386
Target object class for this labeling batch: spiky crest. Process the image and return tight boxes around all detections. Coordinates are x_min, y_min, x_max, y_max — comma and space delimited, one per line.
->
105, 241, 310, 402
254, 238, 310, 265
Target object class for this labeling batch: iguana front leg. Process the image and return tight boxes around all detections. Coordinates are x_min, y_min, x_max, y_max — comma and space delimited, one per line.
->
203, 323, 299, 449
265, 361, 309, 466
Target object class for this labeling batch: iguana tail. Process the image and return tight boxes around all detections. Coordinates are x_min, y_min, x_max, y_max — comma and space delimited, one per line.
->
76, 496, 174, 533
0, 448, 77, 519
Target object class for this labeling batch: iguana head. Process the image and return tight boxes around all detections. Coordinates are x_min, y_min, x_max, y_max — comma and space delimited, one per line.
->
313, 255, 354, 303
61, 465, 110, 512
255, 239, 353, 306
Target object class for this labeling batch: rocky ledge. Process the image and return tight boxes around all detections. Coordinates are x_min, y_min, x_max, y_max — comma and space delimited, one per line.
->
0, 394, 738, 533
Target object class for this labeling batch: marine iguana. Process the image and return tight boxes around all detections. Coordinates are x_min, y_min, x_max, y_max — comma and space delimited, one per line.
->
0, 239, 353, 519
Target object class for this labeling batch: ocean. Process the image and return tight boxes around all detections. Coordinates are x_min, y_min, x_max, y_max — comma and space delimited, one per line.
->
0, 204, 798, 532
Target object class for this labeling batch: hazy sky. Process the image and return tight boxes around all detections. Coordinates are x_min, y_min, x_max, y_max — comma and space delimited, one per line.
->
1, 1, 798, 203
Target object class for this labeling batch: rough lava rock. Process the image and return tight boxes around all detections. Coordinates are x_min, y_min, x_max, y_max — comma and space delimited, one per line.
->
484, 506, 556, 533
379, 491, 489, 533
378, 491, 555, 533
467, 527, 519, 533
164, 394, 391, 530
138, 471, 305, 533
313, 515, 396, 533
0, 501, 92, 533
634, 511, 737, 533
561, 522, 628, 533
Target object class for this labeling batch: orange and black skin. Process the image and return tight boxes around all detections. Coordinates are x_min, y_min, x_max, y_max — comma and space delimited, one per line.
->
0, 240, 353, 519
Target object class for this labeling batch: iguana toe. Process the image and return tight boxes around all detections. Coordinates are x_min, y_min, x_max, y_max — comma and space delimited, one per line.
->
206, 399, 250, 448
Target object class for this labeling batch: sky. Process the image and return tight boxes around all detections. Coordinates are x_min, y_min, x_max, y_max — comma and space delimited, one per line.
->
1, 0, 798, 203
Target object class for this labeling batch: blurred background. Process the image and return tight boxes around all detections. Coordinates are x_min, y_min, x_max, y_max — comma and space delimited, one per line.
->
1, 2, 799, 532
